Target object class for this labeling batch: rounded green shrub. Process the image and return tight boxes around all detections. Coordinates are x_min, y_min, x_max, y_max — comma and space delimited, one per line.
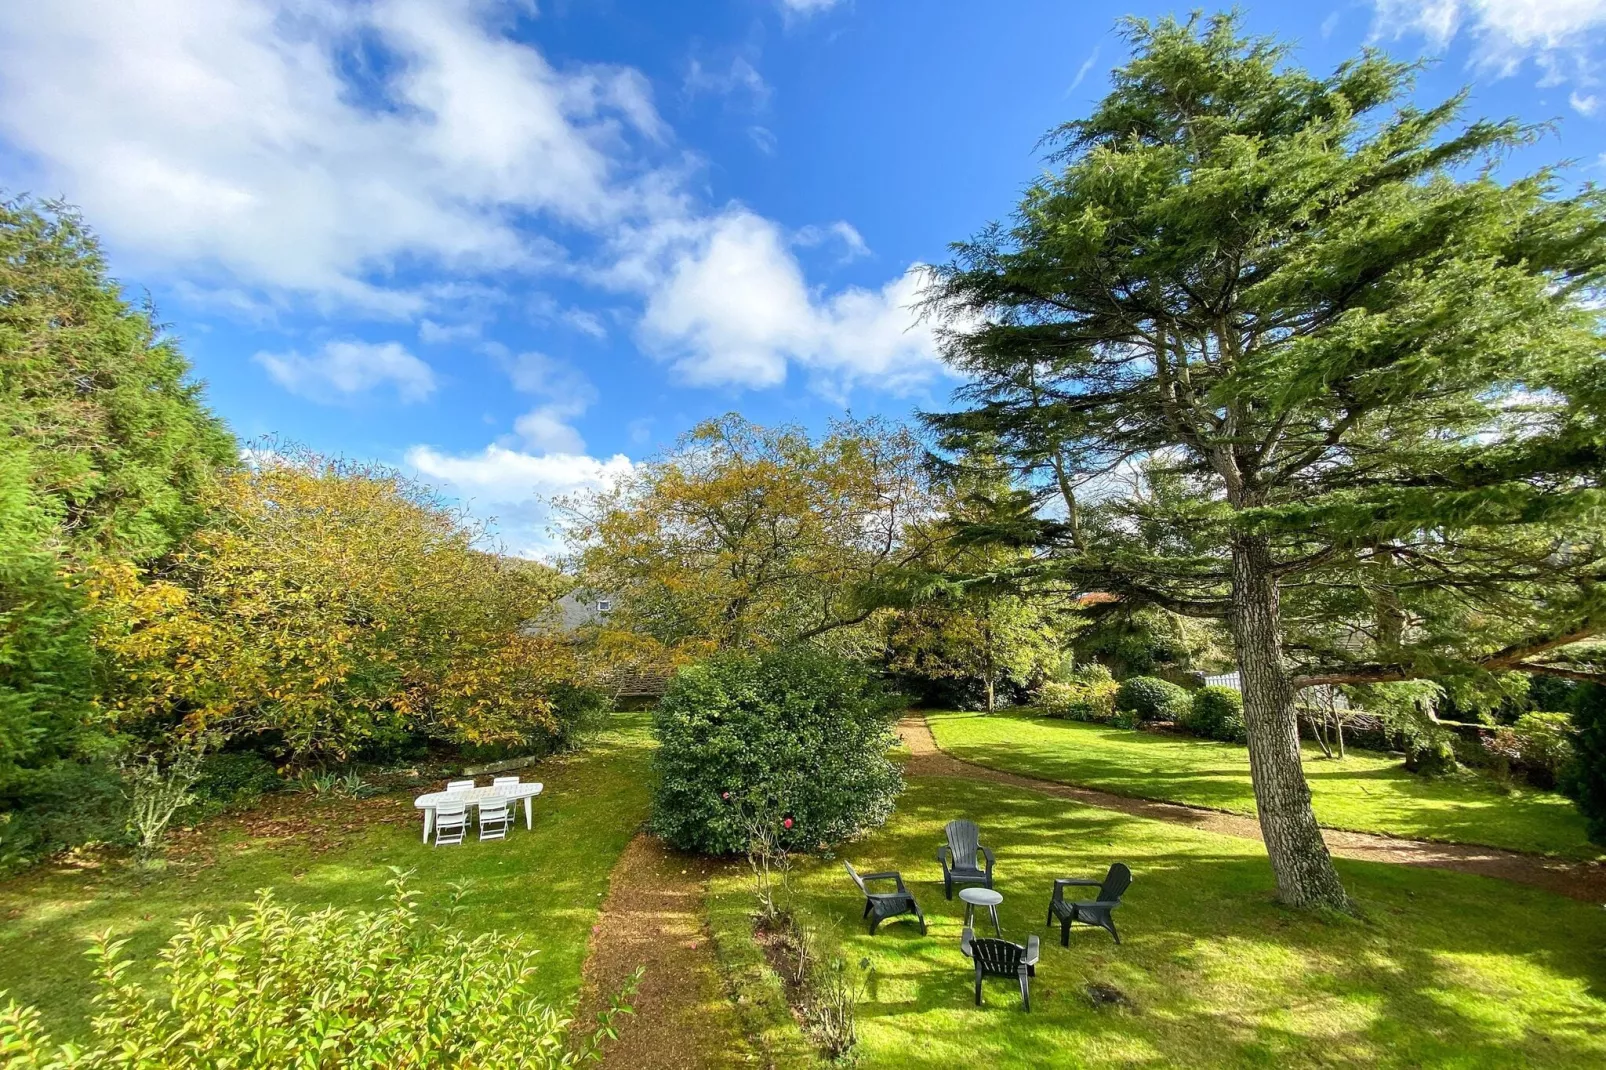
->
650, 646, 903, 855
1186, 686, 1246, 742
1115, 675, 1192, 722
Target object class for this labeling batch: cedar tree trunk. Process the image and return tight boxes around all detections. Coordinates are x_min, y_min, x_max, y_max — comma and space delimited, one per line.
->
1229, 536, 1349, 910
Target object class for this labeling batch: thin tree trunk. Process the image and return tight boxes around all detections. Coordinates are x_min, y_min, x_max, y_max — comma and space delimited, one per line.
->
1229, 536, 1349, 910
1335, 714, 1346, 759
985, 676, 996, 713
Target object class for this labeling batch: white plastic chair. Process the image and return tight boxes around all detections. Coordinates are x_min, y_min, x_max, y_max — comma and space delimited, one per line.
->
447, 779, 475, 792
434, 804, 468, 846
492, 776, 520, 790
478, 799, 510, 842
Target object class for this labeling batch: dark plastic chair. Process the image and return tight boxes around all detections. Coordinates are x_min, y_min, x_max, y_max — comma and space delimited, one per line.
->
844, 862, 927, 935
960, 927, 1039, 1011
936, 819, 995, 900
1047, 862, 1132, 946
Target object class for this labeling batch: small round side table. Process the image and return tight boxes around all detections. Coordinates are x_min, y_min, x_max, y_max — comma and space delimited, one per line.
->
958, 886, 1003, 936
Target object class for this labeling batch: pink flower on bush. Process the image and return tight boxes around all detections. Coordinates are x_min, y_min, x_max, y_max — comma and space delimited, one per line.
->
721, 791, 730, 800
782, 817, 794, 830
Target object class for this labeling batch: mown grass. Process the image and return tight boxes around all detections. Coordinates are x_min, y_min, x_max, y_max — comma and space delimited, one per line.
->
729, 772, 1606, 1069
0, 713, 657, 1043
927, 710, 1599, 859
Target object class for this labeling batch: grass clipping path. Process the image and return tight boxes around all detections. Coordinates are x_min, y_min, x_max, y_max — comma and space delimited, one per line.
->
579, 834, 763, 1069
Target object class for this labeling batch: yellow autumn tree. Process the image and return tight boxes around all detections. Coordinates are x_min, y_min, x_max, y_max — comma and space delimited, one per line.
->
89, 448, 578, 763
558, 414, 940, 655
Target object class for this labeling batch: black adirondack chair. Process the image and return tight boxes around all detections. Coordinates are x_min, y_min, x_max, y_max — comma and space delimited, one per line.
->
960, 927, 1040, 1011
936, 819, 995, 900
1046, 862, 1132, 946
844, 862, 927, 935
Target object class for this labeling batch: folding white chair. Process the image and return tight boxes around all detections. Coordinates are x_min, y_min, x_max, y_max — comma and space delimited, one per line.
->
434, 804, 468, 846
478, 798, 510, 842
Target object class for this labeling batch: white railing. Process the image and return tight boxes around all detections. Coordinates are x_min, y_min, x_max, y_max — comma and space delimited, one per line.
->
1200, 671, 1350, 710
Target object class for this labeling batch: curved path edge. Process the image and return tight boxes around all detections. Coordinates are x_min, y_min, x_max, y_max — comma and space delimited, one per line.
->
898, 715, 1606, 904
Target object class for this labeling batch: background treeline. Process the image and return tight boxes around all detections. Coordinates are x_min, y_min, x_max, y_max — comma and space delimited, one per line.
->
0, 199, 593, 872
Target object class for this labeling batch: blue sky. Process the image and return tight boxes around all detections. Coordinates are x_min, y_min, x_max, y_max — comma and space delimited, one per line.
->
3, 0, 1604, 554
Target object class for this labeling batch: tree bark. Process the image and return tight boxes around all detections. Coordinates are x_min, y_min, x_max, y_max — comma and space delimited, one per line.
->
1229, 536, 1350, 910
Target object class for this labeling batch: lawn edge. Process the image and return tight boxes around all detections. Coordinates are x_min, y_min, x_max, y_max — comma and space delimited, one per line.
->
921, 710, 1606, 863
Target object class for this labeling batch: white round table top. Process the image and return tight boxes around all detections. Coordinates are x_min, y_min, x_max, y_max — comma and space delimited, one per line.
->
958, 887, 1003, 906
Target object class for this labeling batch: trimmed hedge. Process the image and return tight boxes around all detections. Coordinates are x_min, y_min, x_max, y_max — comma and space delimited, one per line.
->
1035, 665, 1119, 722
1185, 686, 1247, 743
1115, 675, 1192, 722
650, 647, 903, 855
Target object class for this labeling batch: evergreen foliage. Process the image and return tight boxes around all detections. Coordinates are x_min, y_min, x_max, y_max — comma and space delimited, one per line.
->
1564, 684, 1606, 844
650, 647, 903, 855
1, 198, 234, 867
923, 13, 1606, 907
1187, 686, 1248, 743
1114, 675, 1193, 722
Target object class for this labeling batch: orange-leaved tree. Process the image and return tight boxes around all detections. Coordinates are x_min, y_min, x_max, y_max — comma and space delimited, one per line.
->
89, 448, 578, 764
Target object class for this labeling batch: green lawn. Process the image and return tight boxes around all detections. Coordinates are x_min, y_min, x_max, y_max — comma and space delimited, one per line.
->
926, 710, 1599, 859
0, 713, 656, 1043
718, 772, 1606, 1069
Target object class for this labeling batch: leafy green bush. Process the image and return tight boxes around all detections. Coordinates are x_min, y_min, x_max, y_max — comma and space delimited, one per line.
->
1563, 685, 1606, 844
1184, 686, 1247, 742
1115, 675, 1192, 722
651, 646, 903, 855
0, 759, 125, 875
0, 872, 635, 1068
185, 751, 283, 819
1035, 664, 1119, 722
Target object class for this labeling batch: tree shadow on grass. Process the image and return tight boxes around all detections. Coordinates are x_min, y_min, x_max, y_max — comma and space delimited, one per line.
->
796, 775, 1606, 1068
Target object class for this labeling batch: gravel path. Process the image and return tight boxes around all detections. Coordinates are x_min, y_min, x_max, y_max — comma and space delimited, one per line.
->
578, 834, 757, 1069
899, 715, 1606, 904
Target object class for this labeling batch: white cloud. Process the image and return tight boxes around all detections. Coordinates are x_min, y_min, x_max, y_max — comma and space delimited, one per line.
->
405, 444, 632, 556
497, 350, 597, 453
684, 56, 771, 111
1068, 46, 1101, 93
0, 0, 667, 310
1372, 0, 1606, 85
635, 208, 941, 395
418, 318, 482, 345
254, 340, 436, 402
778, 0, 843, 13
748, 125, 779, 155
795, 220, 870, 261
1572, 89, 1602, 113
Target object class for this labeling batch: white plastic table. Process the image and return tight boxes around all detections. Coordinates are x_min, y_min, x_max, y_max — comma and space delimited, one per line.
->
959, 886, 1004, 936
414, 783, 543, 842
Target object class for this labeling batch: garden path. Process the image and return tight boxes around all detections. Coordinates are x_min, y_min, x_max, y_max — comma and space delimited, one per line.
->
579, 833, 760, 1069
899, 715, 1606, 904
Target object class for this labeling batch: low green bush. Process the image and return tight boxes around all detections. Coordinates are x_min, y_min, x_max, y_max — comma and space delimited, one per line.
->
1507, 712, 1577, 790
0, 759, 125, 875
185, 751, 283, 820
651, 647, 903, 855
1115, 675, 1192, 722
1184, 686, 1247, 743
1034, 665, 1119, 722
0, 873, 635, 1067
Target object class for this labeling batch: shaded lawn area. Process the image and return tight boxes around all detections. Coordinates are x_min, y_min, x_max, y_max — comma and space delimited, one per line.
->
927, 710, 1599, 859
744, 773, 1606, 1069
0, 713, 656, 1044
